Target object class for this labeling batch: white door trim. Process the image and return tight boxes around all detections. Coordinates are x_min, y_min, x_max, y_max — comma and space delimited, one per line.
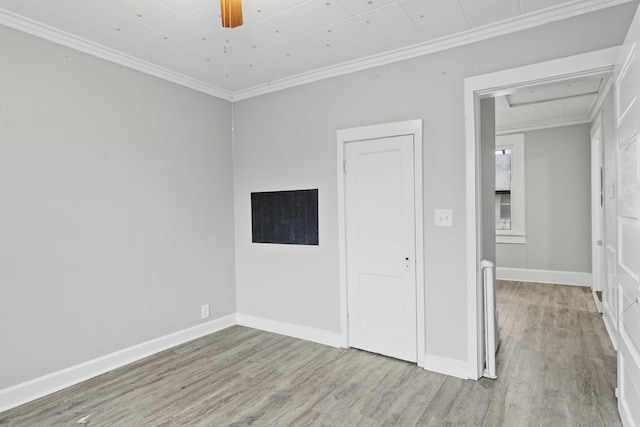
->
337, 119, 425, 367
464, 46, 620, 379
591, 113, 605, 312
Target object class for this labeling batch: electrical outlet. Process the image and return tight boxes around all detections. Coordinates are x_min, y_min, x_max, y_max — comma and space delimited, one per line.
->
434, 209, 453, 227
201, 304, 210, 319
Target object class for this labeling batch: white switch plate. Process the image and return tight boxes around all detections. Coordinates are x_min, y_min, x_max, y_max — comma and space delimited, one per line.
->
435, 209, 453, 227
201, 304, 210, 319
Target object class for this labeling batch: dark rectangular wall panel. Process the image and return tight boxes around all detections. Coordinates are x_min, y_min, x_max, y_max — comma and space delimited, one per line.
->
251, 189, 319, 245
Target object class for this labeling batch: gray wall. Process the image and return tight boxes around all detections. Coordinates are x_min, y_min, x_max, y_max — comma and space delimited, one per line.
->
478, 98, 496, 372
496, 124, 592, 273
0, 26, 236, 389
232, 4, 636, 363
481, 99, 497, 267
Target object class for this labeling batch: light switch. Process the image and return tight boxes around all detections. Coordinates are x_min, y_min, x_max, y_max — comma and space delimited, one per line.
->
435, 209, 453, 227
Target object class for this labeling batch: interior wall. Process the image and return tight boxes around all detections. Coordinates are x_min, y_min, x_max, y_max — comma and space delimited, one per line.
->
232, 4, 637, 364
478, 98, 496, 373
496, 124, 592, 273
481, 99, 497, 267
0, 26, 236, 389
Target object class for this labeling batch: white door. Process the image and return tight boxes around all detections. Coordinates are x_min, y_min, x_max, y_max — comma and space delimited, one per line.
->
345, 135, 417, 363
615, 5, 640, 425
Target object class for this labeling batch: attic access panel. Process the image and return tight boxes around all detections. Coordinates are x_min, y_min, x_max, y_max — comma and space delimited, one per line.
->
251, 189, 318, 245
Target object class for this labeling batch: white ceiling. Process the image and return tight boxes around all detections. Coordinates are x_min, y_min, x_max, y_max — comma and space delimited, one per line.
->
0, 0, 632, 100
495, 75, 608, 133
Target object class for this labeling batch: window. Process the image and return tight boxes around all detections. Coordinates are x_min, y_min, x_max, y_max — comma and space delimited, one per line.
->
495, 148, 512, 231
495, 134, 525, 244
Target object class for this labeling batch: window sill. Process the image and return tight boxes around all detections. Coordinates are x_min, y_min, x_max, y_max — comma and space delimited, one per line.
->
496, 234, 526, 244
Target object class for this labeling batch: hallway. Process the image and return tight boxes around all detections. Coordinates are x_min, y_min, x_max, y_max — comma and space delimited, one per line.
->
492, 280, 618, 425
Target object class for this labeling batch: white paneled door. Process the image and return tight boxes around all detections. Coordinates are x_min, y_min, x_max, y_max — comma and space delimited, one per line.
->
345, 135, 417, 363
615, 5, 640, 426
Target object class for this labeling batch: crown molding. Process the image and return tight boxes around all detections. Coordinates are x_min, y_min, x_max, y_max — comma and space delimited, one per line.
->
231, 0, 636, 101
0, 10, 233, 101
0, 0, 634, 102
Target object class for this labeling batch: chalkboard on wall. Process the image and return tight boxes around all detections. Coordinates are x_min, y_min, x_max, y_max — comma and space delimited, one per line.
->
251, 189, 319, 245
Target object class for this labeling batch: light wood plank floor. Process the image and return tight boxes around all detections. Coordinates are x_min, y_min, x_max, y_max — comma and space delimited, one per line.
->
0, 281, 619, 426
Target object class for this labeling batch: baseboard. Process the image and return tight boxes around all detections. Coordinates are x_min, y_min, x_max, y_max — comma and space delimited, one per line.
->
496, 267, 592, 287
236, 313, 342, 348
0, 314, 236, 413
235, 314, 473, 379
619, 401, 633, 427
422, 353, 472, 380
602, 312, 619, 351
592, 290, 603, 313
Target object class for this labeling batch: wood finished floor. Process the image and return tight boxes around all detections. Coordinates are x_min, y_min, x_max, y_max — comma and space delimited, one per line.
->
0, 281, 619, 426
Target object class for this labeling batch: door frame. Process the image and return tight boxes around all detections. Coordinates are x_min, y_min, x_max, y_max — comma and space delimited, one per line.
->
591, 113, 605, 312
337, 119, 425, 367
464, 47, 620, 379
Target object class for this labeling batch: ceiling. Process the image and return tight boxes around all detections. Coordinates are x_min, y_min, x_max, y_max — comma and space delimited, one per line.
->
495, 75, 609, 133
0, 0, 632, 101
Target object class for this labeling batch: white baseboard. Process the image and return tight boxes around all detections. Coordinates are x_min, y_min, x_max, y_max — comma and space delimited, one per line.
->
603, 312, 619, 351
496, 267, 592, 287
619, 401, 633, 427
422, 353, 472, 380
0, 314, 236, 413
592, 290, 603, 313
236, 313, 342, 348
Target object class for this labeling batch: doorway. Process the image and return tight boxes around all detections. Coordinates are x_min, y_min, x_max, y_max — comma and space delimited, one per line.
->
337, 119, 425, 366
465, 47, 621, 379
